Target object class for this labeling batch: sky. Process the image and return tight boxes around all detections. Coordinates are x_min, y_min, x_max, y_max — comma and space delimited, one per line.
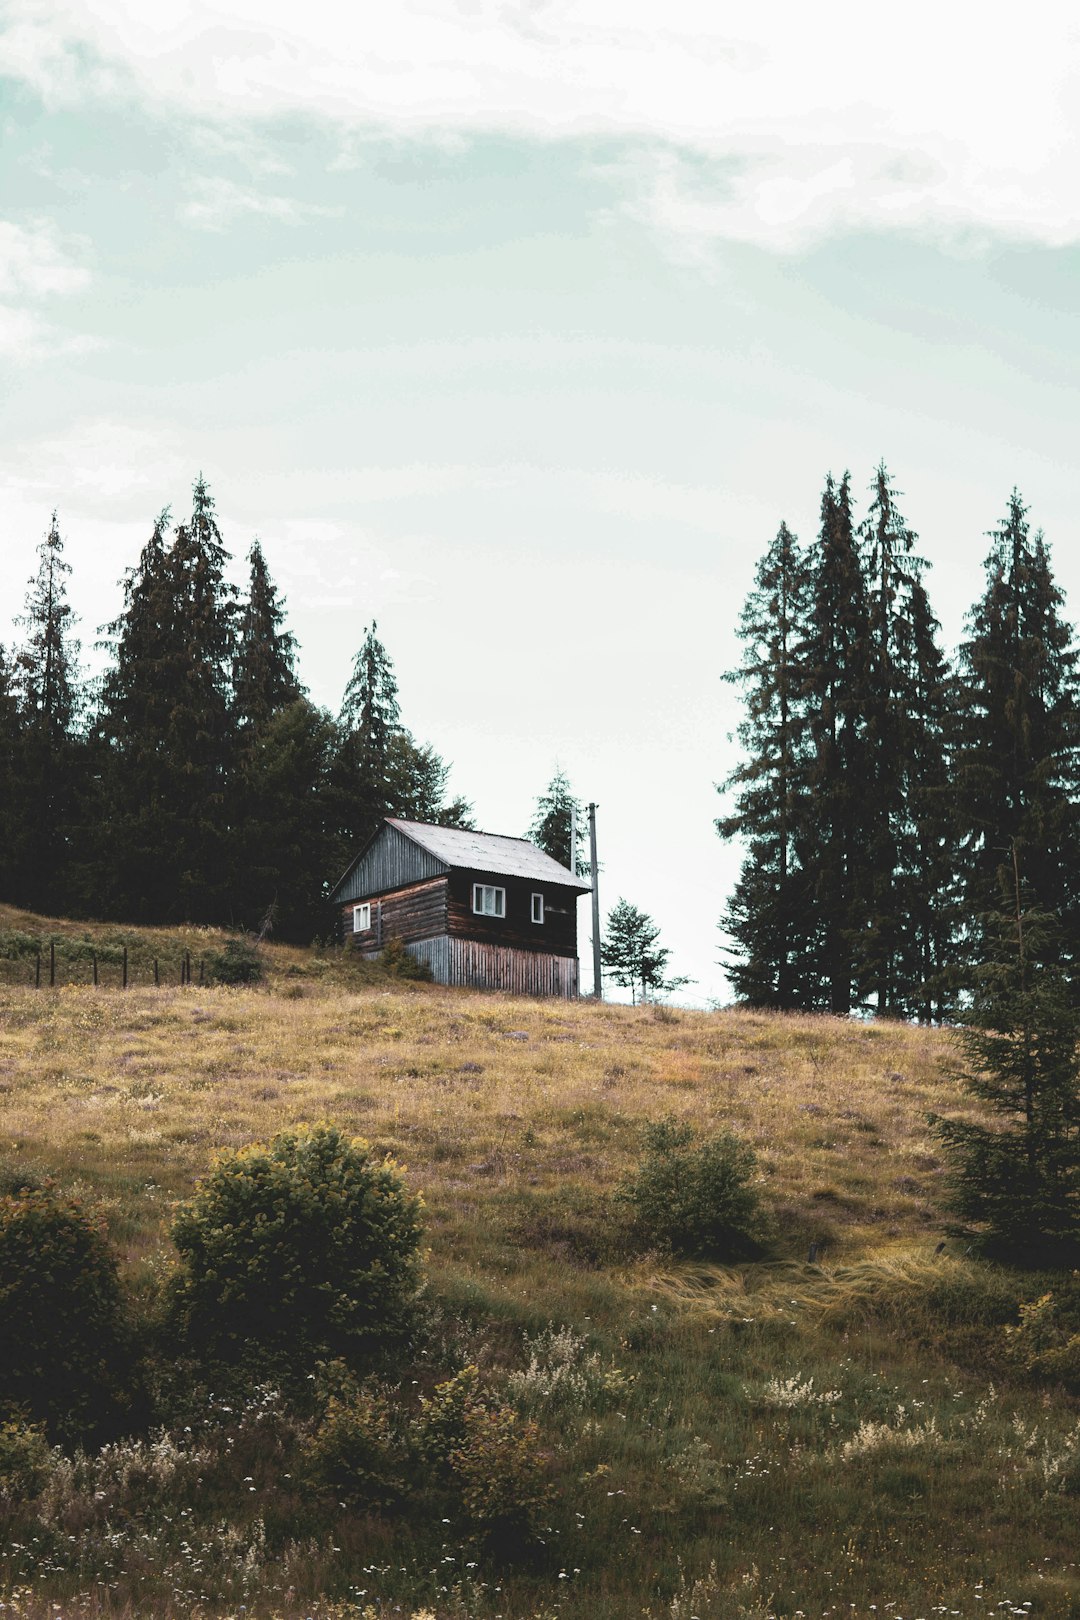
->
2, 2, 1080, 1004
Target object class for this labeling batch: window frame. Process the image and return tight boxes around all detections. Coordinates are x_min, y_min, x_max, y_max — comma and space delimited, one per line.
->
531, 892, 545, 924
472, 883, 506, 918
352, 902, 371, 933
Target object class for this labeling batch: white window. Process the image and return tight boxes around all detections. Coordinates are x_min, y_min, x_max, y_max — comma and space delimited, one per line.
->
531, 892, 544, 924
472, 883, 506, 917
352, 903, 371, 932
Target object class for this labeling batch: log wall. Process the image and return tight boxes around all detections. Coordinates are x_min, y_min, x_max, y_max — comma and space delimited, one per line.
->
342, 877, 449, 949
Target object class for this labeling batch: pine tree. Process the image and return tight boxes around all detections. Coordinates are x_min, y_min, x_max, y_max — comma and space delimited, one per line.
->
232, 538, 302, 736
227, 697, 338, 940
718, 521, 814, 1008
601, 898, 687, 1004
955, 492, 1080, 973
932, 855, 1080, 1260
12, 511, 83, 910
801, 473, 871, 1014
858, 465, 955, 1018
95, 481, 237, 922
0, 646, 23, 901
227, 539, 311, 932
331, 622, 471, 873
528, 768, 587, 874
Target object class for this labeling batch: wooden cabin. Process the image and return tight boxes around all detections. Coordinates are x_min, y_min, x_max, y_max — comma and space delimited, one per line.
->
329, 818, 591, 997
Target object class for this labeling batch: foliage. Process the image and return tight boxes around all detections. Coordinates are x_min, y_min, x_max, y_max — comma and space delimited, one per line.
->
0, 1185, 126, 1440
416, 1367, 551, 1538
528, 767, 587, 874
955, 490, 1080, 972
304, 1384, 409, 1506
1004, 1288, 1080, 1390
602, 897, 687, 1003
0, 1421, 52, 1503
378, 936, 433, 981
619, 1117, 764, 1258
171, 1123, 424, 1373
720, 466, 955, 1020
932, 881, 1080, 1261
206, 936, 264, 985
719, 519, 814, 1010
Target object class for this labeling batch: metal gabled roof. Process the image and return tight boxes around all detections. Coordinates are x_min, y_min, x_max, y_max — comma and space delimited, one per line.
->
386, 818, 592, 891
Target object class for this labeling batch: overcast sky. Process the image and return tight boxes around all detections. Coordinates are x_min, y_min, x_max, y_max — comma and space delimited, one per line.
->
2, 3, 1080, 1002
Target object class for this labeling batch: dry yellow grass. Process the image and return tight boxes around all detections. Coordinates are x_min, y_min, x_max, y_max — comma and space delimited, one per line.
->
0, 967, 966, 1277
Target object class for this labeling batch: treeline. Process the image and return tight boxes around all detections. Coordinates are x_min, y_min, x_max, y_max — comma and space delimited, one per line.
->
0, 477, 471, 938
720, 465, 1080, 1021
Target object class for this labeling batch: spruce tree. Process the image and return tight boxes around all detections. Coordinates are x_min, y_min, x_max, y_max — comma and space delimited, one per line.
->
932, 857, 1080, 1260
718, 521, 814, 1008
228, 539, 310, 932
602, 899, 685, 1004
232, 538, 302, 736
858, 465, 955, 1018
0, 647, 22, 902
528, 768, 587, 874
331, 622, 471, 872
801, 473, 871, 1014
12, 511, 83, 911
96, 480, 236, 922
955, 492, 1080, 973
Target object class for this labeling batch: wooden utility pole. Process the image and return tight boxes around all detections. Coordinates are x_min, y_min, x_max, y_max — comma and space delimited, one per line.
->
588, 802, 602, 1000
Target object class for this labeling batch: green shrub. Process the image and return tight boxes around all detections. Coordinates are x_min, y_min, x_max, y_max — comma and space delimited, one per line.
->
171, 1123, 424, 1374
304, 1385, 409, 1506
0, 1420, 52, 1502
0, 1186, 126, 1439
378, 937, 432, 981
206, 938, 263, 985
1005, 1288, 1080, 1390
619, 1117, 764, 1259
416, 1366, 551, 1538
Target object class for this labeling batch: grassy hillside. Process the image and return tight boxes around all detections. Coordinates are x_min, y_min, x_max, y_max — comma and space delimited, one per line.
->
1, 914, 1078, 1620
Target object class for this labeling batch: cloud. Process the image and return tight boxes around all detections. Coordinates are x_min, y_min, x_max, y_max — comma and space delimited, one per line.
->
2, 2, 1080, 253
0, 217, 96, 358
181, 175, 342, 230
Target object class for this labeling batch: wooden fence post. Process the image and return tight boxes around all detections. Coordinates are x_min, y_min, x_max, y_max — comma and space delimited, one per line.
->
122, 946, 128, 989
92, 951, 98, 987
154, 957, 159, 987
34, 948, 41, 988
49, 941, 55, 987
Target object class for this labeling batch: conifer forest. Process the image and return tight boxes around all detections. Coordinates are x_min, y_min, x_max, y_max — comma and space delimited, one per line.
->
0, 477, 473, 941
3, 462, 1079, 1020
720, 464, 1080, 1022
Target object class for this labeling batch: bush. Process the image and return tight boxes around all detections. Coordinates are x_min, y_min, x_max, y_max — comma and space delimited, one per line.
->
619, 1117, 764, 1259
0, 1420, 52, 1503
0, 1186, 126, 1439
304, 1385, 409, 1506
416, 1367, 551, 1539
171, 1123, 424, 1374
378, 937, 432, 982
206, 938, 263, 985
1005, 1287, 1080, 1391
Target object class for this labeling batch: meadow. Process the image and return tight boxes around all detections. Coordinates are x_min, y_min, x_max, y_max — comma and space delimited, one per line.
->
1, 905, 1078, 1620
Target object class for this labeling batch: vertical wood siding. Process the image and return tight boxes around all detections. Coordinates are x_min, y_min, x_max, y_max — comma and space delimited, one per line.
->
403, 936, 579, 998
338, 824, 446, 903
